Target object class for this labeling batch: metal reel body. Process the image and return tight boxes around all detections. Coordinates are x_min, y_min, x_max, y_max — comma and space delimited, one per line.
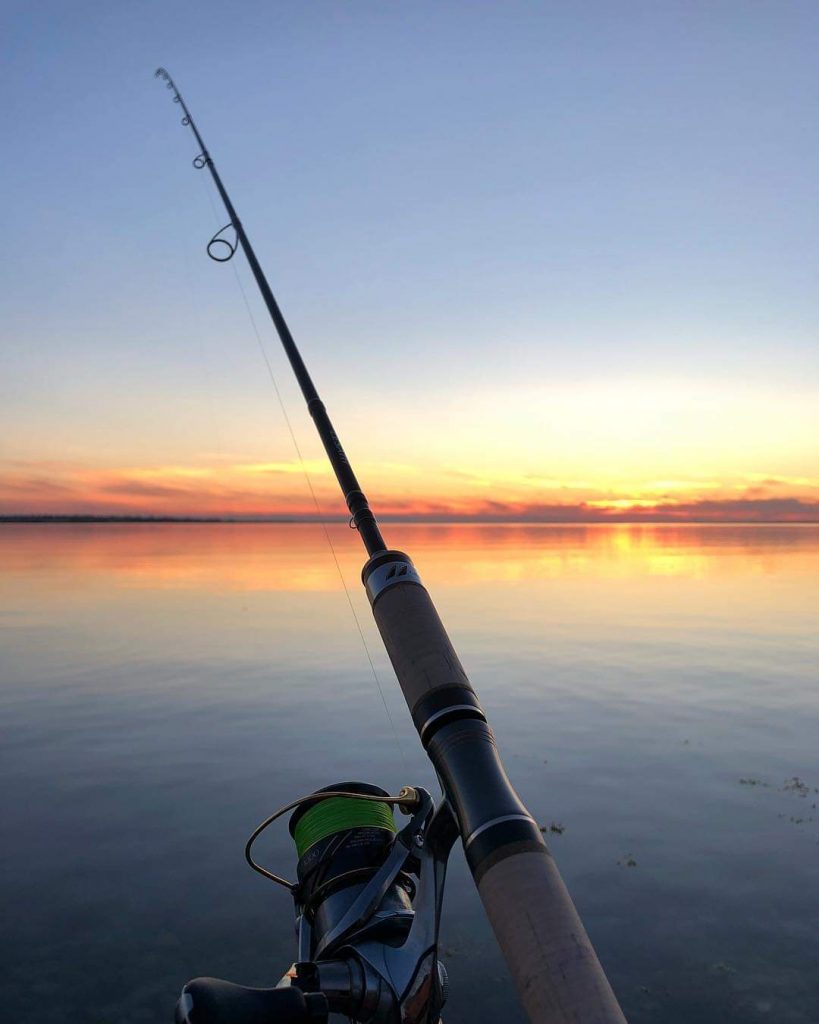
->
294, 788, 457, 1024
175, 786, 455, 1024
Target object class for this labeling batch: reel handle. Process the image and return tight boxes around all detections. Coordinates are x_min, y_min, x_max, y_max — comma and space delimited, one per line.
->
175, 978, 328, 1024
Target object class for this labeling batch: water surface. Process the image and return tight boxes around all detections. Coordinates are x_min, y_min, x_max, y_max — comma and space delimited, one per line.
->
2, 523, 818, 1023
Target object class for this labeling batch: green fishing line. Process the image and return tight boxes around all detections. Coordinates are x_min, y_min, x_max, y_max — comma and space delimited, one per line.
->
293, 797, 396, 858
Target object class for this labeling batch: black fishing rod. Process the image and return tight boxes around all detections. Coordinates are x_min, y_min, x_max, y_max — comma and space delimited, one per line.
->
155, 69, 627, 1024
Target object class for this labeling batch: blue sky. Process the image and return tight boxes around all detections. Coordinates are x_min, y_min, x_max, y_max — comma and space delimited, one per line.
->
2, 1, 817, 518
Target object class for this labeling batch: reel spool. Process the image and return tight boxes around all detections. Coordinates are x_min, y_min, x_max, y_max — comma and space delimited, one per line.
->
289, 782, 415, 958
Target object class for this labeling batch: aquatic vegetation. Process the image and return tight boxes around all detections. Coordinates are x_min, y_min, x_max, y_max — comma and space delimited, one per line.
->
782, 776, 813, 797
537, 821, 566, 835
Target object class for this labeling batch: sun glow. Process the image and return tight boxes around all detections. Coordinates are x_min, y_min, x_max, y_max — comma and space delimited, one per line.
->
1, 456, 817, 522
2, 376, 817, 522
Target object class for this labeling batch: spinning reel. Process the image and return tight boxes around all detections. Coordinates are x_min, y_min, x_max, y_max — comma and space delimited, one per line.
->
175, 784, 457, 1024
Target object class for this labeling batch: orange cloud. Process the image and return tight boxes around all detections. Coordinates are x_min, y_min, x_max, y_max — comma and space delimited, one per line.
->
2, 459, 819, 522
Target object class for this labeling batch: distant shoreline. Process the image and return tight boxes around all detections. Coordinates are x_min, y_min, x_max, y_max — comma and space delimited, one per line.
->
2, 515, 818, 526
0, 515, 295, 523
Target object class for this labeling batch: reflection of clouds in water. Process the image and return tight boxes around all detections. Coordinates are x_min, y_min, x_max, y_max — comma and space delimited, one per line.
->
2, 524, 817, 595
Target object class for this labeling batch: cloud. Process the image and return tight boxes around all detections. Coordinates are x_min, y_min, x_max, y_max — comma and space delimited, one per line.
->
448, 497, 819, 523
2, 459, 818, 522
236, 460, 330, 476
100, 480, 212, 499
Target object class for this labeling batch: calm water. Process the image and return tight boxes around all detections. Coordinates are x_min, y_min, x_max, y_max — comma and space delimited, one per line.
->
2, 523, 818, 1023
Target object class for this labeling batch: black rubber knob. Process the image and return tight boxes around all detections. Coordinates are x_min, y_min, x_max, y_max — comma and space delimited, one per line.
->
175, 978, 328, 1024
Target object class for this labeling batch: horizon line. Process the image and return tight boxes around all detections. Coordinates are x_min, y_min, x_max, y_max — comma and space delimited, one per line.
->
3, 514, 819, 526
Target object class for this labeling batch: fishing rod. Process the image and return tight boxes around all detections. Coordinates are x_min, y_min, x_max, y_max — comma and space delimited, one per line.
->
155, 69, 627, 1024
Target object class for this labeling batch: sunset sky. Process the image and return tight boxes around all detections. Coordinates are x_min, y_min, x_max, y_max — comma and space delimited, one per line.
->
3, 2, 817, 522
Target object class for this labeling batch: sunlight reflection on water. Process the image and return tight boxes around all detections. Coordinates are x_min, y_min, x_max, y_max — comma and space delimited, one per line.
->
2, 523, 818, 1023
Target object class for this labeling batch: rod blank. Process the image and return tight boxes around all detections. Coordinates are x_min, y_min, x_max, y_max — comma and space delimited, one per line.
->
155, 69, 627, 1023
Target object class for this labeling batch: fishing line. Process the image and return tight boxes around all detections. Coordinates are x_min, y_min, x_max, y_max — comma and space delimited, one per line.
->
196, 172, 409, 775
231, 262, 410, 776
244, 785, 419, 890
177, 203, 230, 467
